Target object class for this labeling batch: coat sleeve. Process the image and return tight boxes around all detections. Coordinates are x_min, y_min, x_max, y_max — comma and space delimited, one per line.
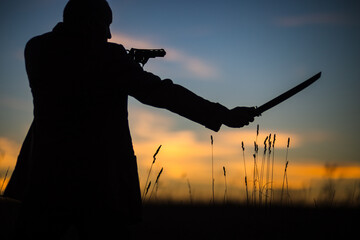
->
120, 54, 228, 132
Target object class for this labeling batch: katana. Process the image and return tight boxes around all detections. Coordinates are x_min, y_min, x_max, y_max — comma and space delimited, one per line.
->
255, 72, 321, 116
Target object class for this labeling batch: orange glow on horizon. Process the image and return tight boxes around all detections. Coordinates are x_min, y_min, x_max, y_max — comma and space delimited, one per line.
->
129, 107, 360, 203
1, 108, 359, 204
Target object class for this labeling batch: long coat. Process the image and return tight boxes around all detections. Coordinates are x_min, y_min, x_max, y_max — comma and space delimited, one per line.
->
4, 23, 226, 221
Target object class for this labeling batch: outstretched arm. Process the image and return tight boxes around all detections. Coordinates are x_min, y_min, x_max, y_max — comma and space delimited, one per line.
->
109, 44, 255, 131
127, 70, 255, 131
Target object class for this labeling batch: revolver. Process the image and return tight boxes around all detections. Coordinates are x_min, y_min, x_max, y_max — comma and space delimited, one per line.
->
128, 48, 166, 66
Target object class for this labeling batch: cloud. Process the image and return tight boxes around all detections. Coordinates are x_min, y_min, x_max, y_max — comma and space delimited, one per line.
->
110, 32, 218, 79
2, 106, 358, 201
275, 13, 348, 27
111, 33, 156, 49
0, 137, 20, 168
165, 48, 218, 79
129, 107, 360, 202
0, 95, 32, 112
128, 107, 305, 190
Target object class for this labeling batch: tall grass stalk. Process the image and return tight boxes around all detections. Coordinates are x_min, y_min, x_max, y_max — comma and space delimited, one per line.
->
145, 181, 152, 199
259, 136, 268, 205
211, 135, 215, 204
253, 125, 259, 205
252, 154, 259, 205
267, 135, 272, 205
187, 178, 193, 204
281, 138, 291, 205
142, 145, 162, 199
148, 167, 164, 201
254, 125, 259, 159
241, 141, 249, 205
265, 134, 272, 206
223, 166, 227, 204
270, 134, 276, 205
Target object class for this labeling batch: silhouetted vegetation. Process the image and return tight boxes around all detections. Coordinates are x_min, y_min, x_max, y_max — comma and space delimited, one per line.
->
137, 202, 359, 240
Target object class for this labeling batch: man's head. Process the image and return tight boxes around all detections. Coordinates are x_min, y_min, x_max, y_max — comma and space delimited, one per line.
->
63, 0, 112, 41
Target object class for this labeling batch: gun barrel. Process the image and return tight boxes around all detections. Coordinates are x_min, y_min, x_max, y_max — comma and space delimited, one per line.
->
128, 48, 166, 66
129, 48, 166, 58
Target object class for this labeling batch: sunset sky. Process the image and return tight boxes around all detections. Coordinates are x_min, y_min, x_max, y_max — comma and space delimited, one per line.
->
1, 0, 360, 203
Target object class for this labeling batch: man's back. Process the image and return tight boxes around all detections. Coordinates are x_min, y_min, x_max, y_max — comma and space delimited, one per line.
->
8, 22, 143, 219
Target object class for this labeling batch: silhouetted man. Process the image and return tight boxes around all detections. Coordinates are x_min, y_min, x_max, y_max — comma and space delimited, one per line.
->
5, 0, 255, 238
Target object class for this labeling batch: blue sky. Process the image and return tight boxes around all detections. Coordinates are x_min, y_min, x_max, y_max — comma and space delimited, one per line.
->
1, 0, 360, 200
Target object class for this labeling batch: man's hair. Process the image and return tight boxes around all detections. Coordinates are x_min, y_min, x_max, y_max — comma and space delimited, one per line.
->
63, 0, 112, 26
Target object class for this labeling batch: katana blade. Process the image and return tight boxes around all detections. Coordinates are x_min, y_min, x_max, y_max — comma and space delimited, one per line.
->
255, 72, 321, 116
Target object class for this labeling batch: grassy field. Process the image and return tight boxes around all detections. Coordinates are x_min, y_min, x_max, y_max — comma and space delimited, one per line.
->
1, 197, 359, 239
137, 202, 359, 239
1, 128, 358, 239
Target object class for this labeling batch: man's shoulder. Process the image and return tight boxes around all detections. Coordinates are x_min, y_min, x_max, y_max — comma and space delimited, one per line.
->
24, 32, 54, 58
106, 42, 127, 55
25, 32, 53, 50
